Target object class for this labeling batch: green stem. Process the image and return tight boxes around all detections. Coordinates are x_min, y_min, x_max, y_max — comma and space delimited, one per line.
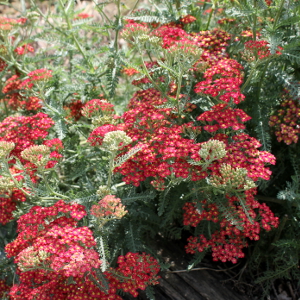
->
205, 5, 214, 30
73, 35, 94, 71
139, 48, 163, 94
3, 161, 32, 197
30, 0, 68, 38
256, 60, 270, 101
268, 214, 288, 252
253, 0, 257, 41
273, 0, 285, 29
58, 0, 72, 29
175, 69, 184, 117
129, 0, 141, 14
175, 0, 181, 10
241, 61, 259, 93
114, 0, 122, 52
41, 171, 69, 199
58, 0, 93, 71
107, 151, 116, 190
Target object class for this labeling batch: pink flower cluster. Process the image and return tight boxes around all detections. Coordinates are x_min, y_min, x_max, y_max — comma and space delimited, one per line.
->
91, 195, 127, 219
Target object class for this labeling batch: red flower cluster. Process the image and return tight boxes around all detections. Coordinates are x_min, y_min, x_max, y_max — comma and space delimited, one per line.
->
27, 68, 52, 81
209, 133, 275, 181
108, 88, 207, 187
0, 113, 54, 161
197, 103, 251, 132
107, 252, 160, 297
191, 28, 231, 63
0, 189, 27, 225
0, 16, 26, 31
5, 201, 101, 299
179, 14, 197, 24
74, 13, 91, 20
2, 75, 42, 111
269, 95, 300, 145
194, 58, 245, 104
122, 67, 139, 76
65, 99, 84, 121
184, 189, 279, 263
14, 44, 34, 55
0, 113, 61, 222
0, 279, 10, 299
5, 200, 160, 299
82, 98, 115, 118
0, 58, 7, 71
153, 25, 191, 48
243, 40, 282, 61
217, 18, 236, 25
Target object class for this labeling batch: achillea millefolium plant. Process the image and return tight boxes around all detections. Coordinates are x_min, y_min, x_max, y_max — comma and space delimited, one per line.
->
0, 0, 300, 299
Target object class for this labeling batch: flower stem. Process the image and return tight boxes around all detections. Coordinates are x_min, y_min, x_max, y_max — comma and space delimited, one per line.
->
205, 5, 214, 30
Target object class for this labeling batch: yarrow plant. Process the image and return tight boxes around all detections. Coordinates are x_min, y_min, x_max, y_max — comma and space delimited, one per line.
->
0, 0, 300, 298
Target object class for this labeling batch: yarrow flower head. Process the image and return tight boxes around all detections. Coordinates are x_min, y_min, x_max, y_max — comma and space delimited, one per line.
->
0, 141, 15, 159
27, 68, 53, 81
0, 176, 15, 193
102, 130, 132, 151
91, 195, 127, 223
209, 163, 256, 191
122, 67, 139, 76
199, 139, 227, 161
121, 22, 150, 42
0, 16, 26, 31
112, 252, 160, 297
2, 75, 42, 111
243, 40, 282, 61
81, 98, 116, 126
269, 93, 300, 145
16, 246, 51, 272
0, 279, 10, 299
14, 44, 34, 55
96, 185, 111, 199
88, 124, 126, 148
179, 14, 197, 24
21, 145, 51, 168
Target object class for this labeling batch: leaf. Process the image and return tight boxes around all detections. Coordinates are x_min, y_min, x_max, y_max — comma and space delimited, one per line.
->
113, 146, 142, 169
45, 87, 55, 98
53, 118, 67, 140
145, 286, 156, 300
126, 15, 169, 24
157, 188, 171, 217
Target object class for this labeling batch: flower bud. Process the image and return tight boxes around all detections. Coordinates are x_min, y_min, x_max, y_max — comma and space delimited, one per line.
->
102, 130, 132, 151
21, 145, 51, 168
199, 139, 227, 161
0, 141, 15, 159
